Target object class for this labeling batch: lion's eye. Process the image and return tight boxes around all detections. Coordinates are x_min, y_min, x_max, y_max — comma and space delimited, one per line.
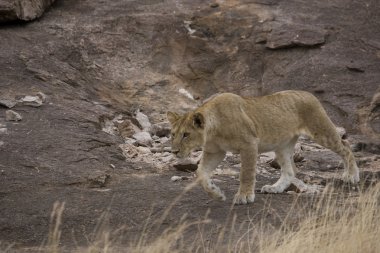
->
171, 133, 175, 138
183, 132, 190, 139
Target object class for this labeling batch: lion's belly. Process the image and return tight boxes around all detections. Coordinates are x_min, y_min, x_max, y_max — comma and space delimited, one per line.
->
258, 135, 298, 153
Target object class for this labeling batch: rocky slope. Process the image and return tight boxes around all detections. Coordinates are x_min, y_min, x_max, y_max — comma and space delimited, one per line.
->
0, 0, 379, 250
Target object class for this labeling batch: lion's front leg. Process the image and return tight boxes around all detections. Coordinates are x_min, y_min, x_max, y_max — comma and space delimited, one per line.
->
197, 151, 226, 201
234, 144, 257, 205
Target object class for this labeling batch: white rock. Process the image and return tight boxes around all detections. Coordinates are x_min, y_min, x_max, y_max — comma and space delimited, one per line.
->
0, 128, 7, 134
137, 146, 152, 154
132, 131, 153, 146
5, 110, 22, 121
184, 21, 196, 35
19, 95, 43, 107
161, 155, 174, 163
135, 111, 151, 131
171, 176, 182, 182
124, 137, 137, 145
36, 92, 47, 102
171, 176, 189, 182
179, 88, 194, 100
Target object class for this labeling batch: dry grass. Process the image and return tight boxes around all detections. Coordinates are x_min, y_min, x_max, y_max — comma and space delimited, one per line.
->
4, 183, 380, 253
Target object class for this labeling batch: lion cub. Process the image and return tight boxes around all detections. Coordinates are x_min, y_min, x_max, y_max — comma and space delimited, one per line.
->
167, 91, 359, 205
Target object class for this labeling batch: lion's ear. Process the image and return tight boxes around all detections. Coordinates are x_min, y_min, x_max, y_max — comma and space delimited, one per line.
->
167, 111, 180, 125
193, 112, 204, 129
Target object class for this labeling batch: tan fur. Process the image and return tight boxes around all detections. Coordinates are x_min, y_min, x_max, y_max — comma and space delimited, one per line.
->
167, 91, 360, 205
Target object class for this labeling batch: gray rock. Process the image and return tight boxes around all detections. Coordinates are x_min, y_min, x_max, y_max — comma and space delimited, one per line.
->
150, 122, 171, 137
173, 160, 198, 172
117, 119, 140, 139
266, 24, 326, 49
36, 92, 47, 102
5, 110, 22, 121
132, 131, 153, 147
0, 99, 17, 108
0, 0, 56, 22
87, 172, 110, 188
135, 111, 151, 131
0, 128, 6, 134
170, 175, 190, 182
18, 95, 43, 107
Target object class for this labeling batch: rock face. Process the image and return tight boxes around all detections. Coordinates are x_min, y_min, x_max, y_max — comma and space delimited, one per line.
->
265, 24, 327, 49
0, 0, 55, 22
0, 0, 379, 249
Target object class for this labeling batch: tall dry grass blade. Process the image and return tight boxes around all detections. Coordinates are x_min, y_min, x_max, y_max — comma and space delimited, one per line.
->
47, 201, 65, 253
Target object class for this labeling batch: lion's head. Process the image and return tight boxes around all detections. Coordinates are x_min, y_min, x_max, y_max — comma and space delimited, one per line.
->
166, 111, 205, 158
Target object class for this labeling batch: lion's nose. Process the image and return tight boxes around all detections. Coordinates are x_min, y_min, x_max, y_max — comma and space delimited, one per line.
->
172, 150, 180, 155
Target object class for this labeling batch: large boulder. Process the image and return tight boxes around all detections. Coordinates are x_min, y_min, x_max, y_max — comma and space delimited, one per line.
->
0, 0, 55, 22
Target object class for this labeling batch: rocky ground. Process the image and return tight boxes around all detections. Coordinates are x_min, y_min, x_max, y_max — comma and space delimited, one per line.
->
0, 0, 379, 251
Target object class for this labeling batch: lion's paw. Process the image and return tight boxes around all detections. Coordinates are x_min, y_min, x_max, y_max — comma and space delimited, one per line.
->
233, 192, 255, 205
261, 184, 284, 194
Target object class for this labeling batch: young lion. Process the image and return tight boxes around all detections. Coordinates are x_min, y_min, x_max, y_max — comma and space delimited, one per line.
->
167, 91, 360, 205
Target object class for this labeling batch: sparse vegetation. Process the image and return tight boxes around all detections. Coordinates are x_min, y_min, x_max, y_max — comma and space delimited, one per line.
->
34, 183, 380, 253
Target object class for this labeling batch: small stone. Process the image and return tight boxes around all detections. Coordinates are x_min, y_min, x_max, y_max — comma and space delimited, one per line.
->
171, 175, 190, 182
135, 111, 151, 131
150, 122, 171, 137
137, 146, 152, 154
124, 137, 137, 146
0, 128, 7, 134
117, 119, 140, 138
171, 176, 182, 182
173, 161, 198, 172
88, 172, 111, 188
0, 99, 17, 108
5, 110, 22, 121
19, 95, 43, 107
161, 155, 174, 163
0, 141, 4, 147
36, 92, 47, 102
132, 131, 153, 147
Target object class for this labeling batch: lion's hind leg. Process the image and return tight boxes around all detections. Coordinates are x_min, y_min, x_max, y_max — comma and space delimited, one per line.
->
197, 151, 226, 201
304, 107, 360, 184
312, 133, 359, 184
261, 137, 298, 193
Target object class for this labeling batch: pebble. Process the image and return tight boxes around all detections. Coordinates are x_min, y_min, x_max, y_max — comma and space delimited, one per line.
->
132, 131, 153, 147
171, 176, 190, 182
150, 122, 171, 137
19, 95, 43, 107
5, 110, 22, 121
0, 99, 17, 108
135, 111, 151, 131
137, 146, 152, 154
